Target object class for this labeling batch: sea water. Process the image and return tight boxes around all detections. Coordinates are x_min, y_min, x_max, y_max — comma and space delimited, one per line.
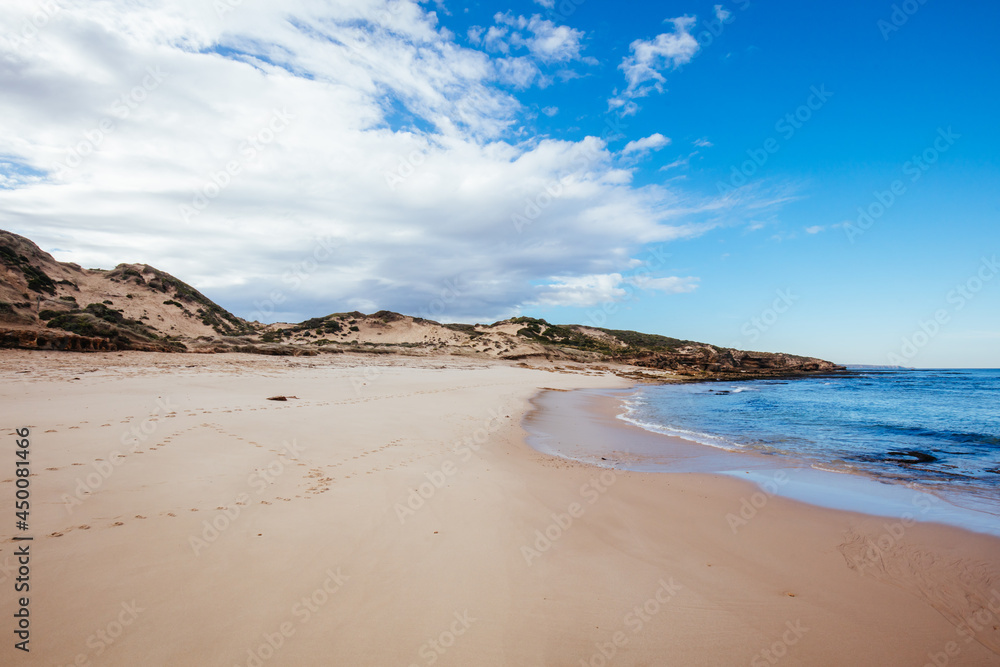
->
617, 369, 1000, 526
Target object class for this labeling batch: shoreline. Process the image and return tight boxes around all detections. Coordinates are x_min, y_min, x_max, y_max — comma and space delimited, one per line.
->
524, 386, 1000, 539
2, 351, 1000, 665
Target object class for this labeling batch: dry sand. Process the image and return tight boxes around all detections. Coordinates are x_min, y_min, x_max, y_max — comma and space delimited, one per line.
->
1, 351, 999, 666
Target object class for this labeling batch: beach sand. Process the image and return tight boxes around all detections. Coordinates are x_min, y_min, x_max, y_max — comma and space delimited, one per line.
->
1, 351, 999, 666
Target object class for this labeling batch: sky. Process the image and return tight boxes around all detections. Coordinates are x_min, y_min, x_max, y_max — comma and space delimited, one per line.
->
1, 0, 998, 367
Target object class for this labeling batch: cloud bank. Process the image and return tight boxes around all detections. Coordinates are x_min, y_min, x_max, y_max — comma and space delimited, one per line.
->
1, 0, 721, 323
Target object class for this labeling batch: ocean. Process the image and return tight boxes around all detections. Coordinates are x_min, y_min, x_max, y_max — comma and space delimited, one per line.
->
617, 369, 1000, 519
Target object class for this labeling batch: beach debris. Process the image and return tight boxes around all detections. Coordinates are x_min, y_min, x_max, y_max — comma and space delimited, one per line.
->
266, 395, 299, 401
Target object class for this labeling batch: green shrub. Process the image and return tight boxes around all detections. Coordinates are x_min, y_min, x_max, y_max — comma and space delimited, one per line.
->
84, 303, 125, 324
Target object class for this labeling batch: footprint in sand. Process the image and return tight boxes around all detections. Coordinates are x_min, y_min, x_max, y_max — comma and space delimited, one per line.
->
112, 522, 124, 527
45, 467, 59, 471
166, 512, 176, 517
135, 515, 146, 519
45, 429, 56, 433
50, 532, 63, 537
79, 525, 90, 530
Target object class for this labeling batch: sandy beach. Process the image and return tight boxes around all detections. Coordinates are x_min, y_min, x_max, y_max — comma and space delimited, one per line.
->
2, 351, 999, 666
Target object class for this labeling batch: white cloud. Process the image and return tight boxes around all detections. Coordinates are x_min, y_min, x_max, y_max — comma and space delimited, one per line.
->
805, 225, 824, 234
525, 19, 587, 63
0, 0, 736, 323
630, 275, 699, 293
615, 16, 700, 102
535, 274, 629, 307
533, 0, 556, 8
535, 272, 699, 307
659, 156, 690, 172
693, 137, 713, 148
488, 12, 590, 64
483, 25, 511, 53
494, 56, 541, 89
621, 133, 670, 156
714, 5, 732, 22
541, 106, 558, 117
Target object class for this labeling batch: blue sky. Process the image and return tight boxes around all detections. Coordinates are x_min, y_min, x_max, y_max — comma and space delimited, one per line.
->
475, 0, 1000, 367
1, 0, 997, 366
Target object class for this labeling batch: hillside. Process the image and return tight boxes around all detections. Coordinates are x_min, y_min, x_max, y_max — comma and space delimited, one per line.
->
0, 230, 251, 352
0, 229, 843, 378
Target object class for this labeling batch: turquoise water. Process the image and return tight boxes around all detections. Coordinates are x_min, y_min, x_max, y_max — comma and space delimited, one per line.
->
620, 370, 1000, 511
